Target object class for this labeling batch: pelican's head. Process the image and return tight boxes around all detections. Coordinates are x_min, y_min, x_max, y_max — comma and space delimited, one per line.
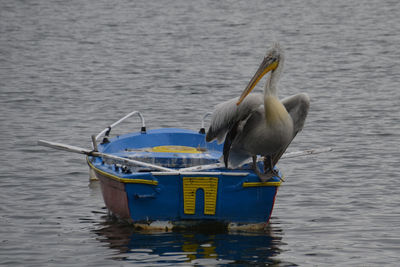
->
236, 43, 282, 105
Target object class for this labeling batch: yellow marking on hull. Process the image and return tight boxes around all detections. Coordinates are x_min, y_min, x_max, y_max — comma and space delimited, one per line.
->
87, 157, 158, 185
242, 181, 282, 187
183, 177, 218, 215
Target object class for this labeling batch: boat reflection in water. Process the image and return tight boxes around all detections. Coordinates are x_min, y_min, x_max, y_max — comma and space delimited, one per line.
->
93, 216, 285, 265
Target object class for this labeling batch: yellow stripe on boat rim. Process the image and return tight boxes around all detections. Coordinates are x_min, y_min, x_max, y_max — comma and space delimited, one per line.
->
86, 157, 158, 185
242, 181, 282, 187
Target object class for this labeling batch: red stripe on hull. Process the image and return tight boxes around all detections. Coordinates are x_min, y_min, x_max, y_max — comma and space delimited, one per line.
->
95, 171, 131, 220
266, 188, 278, 224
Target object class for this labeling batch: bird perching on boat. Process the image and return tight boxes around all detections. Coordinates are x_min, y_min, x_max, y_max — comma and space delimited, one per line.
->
206, 43, 310, 181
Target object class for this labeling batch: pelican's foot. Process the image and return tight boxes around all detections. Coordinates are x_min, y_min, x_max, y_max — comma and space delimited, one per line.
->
258, 169, 282, 182
252, 156, 283, 182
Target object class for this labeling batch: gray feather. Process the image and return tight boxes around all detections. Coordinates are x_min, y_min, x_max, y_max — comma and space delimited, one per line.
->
272, 93, 310, 165
206, 93, 263, 143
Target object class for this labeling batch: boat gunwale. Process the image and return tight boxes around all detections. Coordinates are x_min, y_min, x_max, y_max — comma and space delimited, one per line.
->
87, 157, 282, 187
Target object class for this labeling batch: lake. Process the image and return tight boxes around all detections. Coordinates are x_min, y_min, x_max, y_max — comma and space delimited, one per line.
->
1, 0, 399, 265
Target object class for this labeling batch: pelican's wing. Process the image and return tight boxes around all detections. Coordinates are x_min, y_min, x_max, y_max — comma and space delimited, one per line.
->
272, 93, 310, 165
225, 106, 264, 168
282, 93, 310, 135
206, 93, 263, 143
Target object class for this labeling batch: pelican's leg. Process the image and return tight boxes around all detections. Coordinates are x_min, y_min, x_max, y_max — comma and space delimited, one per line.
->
263, 156, 275, 172
262, 156, 282, 181
253, 156, 275, 182
252, 156, 259, 173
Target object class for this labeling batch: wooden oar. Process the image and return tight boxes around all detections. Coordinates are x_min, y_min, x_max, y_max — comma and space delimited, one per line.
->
38, 139, 332, 173
37, 140, 176, 172
281, 147, 332, 159
178, 147, 332, 172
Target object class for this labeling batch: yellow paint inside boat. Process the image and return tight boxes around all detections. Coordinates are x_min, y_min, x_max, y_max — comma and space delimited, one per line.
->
151, 145, 202, 154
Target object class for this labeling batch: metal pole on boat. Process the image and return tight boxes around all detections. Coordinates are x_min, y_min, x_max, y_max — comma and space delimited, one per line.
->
94, 110, 146, 143
199, 112, 212, 134
38, 140, 177, 173
91, 135, 98, 152
178, 147, 332, 172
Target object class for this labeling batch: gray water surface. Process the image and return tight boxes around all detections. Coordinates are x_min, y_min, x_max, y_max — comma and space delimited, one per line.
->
1, 0, 399, 266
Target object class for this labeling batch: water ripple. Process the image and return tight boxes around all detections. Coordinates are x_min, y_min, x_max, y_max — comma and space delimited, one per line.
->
1, 0, 400, 266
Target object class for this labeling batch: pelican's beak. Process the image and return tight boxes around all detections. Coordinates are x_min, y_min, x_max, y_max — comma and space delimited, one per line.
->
236, 57, 278, 106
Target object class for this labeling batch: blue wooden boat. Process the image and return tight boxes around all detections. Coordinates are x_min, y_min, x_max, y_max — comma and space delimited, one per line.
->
83, 112, 282, 231
39, 111, 283, 231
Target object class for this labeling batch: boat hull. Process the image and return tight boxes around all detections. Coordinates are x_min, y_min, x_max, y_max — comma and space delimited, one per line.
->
88, 159, 280, 229
88, 128, 282, 229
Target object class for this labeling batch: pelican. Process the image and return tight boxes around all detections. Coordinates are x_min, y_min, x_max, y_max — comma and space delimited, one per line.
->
206, 43, 310, 181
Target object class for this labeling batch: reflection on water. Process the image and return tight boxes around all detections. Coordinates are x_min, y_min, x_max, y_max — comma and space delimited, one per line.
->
93, 216, 287, 266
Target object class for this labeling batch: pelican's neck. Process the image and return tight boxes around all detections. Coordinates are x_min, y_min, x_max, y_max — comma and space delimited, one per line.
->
263, 70, 288, 123
265, 48, 284, 97
264, 63, 281, 96
264, 94, 288, 124
265, 77, 277, 96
